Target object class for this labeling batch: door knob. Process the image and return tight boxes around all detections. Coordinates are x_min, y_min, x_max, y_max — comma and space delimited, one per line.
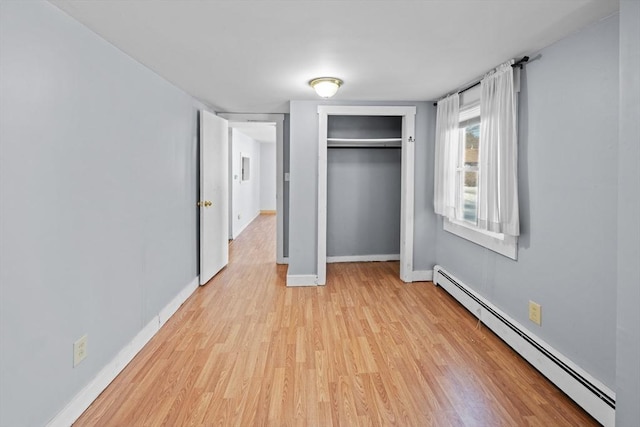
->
197, 201, 203, 207
205, 201, 213, 207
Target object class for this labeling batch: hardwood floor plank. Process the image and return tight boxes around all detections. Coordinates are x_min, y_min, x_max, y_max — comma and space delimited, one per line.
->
73, 214, 599, 426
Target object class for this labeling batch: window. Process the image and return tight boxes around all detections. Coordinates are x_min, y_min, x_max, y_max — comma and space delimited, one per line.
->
442, 98, 518, 260
435, 61, 519, 260
457, 103, 480, 224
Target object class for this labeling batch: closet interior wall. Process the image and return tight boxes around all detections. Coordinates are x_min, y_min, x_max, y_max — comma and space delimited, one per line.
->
327, 116, 402, 260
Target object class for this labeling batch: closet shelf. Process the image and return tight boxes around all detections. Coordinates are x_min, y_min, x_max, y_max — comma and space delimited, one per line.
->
327, 137, 402, 148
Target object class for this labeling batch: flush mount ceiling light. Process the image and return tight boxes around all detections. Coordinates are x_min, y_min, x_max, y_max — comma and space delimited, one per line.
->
309, 77, 343, 98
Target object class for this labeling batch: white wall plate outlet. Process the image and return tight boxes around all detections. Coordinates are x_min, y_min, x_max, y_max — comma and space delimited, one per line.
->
73, 335, 88, 367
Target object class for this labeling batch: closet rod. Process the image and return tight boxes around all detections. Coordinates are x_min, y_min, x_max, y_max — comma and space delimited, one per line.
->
432, 56, 529, 106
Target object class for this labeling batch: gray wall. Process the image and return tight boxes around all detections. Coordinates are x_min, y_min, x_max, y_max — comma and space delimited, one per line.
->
0, 2, 203, 425
616, 2, 640, 425
260, 142, 276, 211
435, 15, 619, 388
327, 148, 401, 257
288, 100, 435, 276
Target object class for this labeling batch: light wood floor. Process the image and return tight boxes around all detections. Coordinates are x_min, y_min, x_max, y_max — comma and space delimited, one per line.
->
75, 215, 598, 426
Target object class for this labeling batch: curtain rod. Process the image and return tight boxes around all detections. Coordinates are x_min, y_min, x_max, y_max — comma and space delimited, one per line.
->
432, 56, 529, 106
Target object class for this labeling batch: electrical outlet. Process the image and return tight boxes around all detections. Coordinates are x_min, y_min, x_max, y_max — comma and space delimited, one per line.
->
73, 335, 88, 367
528, 301, 542, 326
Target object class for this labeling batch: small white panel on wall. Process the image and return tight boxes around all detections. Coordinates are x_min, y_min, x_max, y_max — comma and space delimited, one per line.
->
241, 154, 250, 181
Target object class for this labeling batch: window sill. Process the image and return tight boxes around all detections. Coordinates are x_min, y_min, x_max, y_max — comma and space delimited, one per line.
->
443, 218, 518, 260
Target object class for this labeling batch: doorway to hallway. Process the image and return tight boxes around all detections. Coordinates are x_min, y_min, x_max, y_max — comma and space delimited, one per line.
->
218, 113, 288, 266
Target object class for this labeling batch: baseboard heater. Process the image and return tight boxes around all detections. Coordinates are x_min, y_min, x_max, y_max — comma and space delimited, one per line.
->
433, 265, 615, 427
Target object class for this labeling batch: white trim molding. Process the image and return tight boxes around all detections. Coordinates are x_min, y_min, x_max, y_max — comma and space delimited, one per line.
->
317, 105, 417, 286
286, 274, 320, 287
327, 254, 400, 263
47, 277, 200, 427
443, 218, 517, 260
231, 211, 261, 240
433, 266, 615, 427
410, 270, 434, 282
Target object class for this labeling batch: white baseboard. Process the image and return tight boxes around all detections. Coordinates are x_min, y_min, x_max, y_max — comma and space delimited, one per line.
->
232, 211, 261, 239
286, 274, 319, 287
410, 269, 433, 282
276, 256, 289, 265
159, 278, 199, 326
47, 276, 200, 427
433, 266, 615, 427
326, 254, 400, 263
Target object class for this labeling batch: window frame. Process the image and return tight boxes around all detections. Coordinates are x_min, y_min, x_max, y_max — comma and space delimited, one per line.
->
442, 97, 518, 260
443, 217, 518, 259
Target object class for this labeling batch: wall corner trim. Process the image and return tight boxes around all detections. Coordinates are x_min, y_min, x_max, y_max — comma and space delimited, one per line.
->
286, 274, 319, 287
46, 277, 200, 427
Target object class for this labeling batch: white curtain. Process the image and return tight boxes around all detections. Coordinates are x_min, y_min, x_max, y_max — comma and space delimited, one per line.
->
478, 60, 519, 236
434, 94, 460, 219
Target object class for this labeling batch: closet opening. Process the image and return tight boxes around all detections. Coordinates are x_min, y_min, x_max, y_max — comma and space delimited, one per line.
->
327, 115, 402, 264
317, 106, 416, 285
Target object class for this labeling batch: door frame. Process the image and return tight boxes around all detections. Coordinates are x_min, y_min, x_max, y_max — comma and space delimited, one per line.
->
218, 113, 286, 264
317, 105, 416, 285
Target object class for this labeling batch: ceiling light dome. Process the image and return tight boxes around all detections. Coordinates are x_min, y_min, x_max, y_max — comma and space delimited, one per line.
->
309, 77, 343, 98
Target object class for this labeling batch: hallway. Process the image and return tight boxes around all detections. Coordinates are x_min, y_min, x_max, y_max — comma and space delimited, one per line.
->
74, 214, 597, 426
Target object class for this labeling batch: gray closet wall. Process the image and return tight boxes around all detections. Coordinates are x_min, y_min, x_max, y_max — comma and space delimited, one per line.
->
327, 116, 402, 258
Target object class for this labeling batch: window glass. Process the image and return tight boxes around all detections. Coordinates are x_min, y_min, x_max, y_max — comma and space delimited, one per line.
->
459, 114, 480, 224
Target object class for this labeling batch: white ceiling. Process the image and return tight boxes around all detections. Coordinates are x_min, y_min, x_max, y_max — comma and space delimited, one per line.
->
51, 0, 618, 114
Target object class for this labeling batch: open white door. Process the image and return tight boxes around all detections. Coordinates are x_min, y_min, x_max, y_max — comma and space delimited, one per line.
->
199, 110, 229, 285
